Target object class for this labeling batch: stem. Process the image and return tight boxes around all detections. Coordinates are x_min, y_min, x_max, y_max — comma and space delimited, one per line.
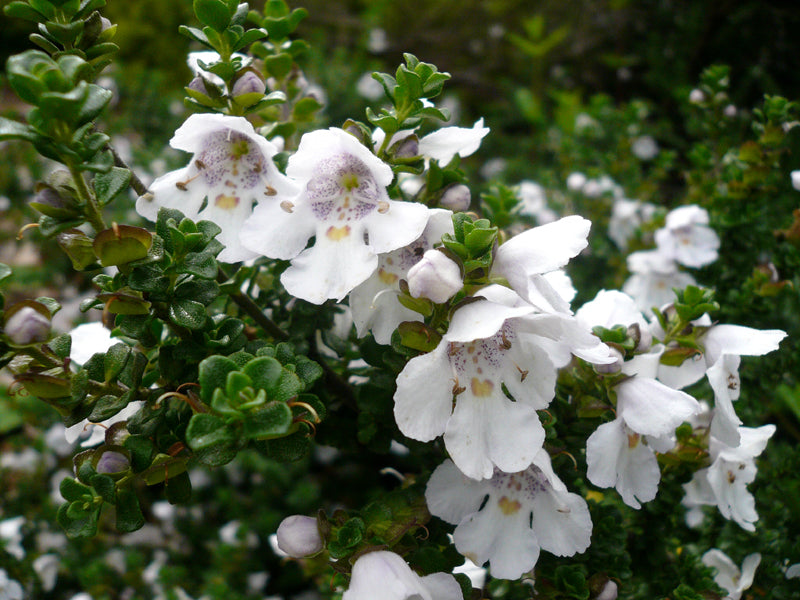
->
216, 268, 289, 341
108, 143, 149, 196
69, 167, 106, 232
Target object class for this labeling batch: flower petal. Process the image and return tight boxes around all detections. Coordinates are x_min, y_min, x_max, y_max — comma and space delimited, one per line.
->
394, 344, 454, 441
617, 377, 701, 436
425, 460, 488, 524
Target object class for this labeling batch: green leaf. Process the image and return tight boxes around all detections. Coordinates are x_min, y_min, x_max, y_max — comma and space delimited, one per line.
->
57, 501, 99, 538
242, 401, 293, 439
0, 116, 38, 143
93, 167, 131, 205
169, 299, 208, 330
60, 476, 92, 502
124, 435, 154, 473
76, 84, 113, 124
116, 488, 145, 533
4, 1, 49, 21
243, 356, 302, 403
178, 252, 218, 279
174, 279, 219, 305
185, 413, 239, 466
291, 95, 322, 122
90, 473, 116, 503
178, 25, 209, 45
0, 263, 12, 283
199, 355, 239, 402
265, 52, 293, 80
103, 342, 130, 382
194, 0, 231, 32
93, 225, 152, 267
165, 470, 192, 504
88, 394, 130, 422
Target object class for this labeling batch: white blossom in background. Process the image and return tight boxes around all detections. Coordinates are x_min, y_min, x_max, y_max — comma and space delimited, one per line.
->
654, 205, 720, 268
514, 181, 557, 223
33, 554, 59, 592
68, 322, 114, 366
342, 551, 462, 600
137, 114, 297, 263
0, 517, 25, 560
702, 549, 761, 600
791, 170, 800, 191
682, 424, 775, 531
367, 28, 388, 53
622, 250, 696, 315
566, 172, 587, 191
425, 452, 592, 580
608, 198, 656, 250
0, 569, 24, 600
689, 89, 705, 104
241, 128, 429, 303
631, 135, 659, 161
356, 72, 384, 101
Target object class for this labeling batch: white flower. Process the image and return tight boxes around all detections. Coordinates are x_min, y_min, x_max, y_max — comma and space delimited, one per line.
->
418, 118, 490, 165
69, 322, 114, 366
0, 517, 25, 560
586, 377, 700, 508
631, 135, 659, 161
407, 249, 462, 304
0, 569, 24, 600
682, 424, 775, 531
137, 114, 296, 263
342, 551, 461, 600
356, 72, 384, 101
608, 198, 656, 250
276, 515, 323, 557
654, 205, 720, 268
514, 181, 557, 223
241, 128, 429, 303
394, 285, 605, 479
425, 452, 592, 580
702, 549, 761, 600
792, 170, 800, 191
566, 172, 587, 191
622, 250, 696, 315
689, 89, 705, 104
33, 554, 59, 592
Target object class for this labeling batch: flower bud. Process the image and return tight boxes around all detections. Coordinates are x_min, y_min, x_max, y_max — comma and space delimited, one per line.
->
232, 71, 265, 98
95, 450, 129, 474
627, 322, 652, 353
276, 515, 323, 558
597, 580, 618, 600
439, 184, 471, 212
407, 249, 463, 304
187, 76, 209, 96
388, 134, 419, 160
4, 304, 51, 346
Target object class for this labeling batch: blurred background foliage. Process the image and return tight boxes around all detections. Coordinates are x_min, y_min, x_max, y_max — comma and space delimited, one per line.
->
2, 1, 800, 599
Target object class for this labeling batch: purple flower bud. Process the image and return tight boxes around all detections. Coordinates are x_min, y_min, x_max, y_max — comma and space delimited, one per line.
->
276, 515, 323, 558
597, 580, 618, 600
439, 184, 471, 211
4, 305, 51, 346
407, 249, 463, 304
390, 135, 419, 159
187, 76, 209, 96
99, 16, 113, 31
627, 322, 653, 353
95, 451, 129, 474
232, 71, 265, 98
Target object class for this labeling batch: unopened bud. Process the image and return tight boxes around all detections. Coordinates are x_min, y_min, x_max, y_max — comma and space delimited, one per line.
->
29, 186, 77, 218
232, 71, 265, 98
597, 580, 618, 600
4, 304, 51, 346
187, 76, 209, 96
627, 323, 652, 353
96, 451, 129, 474
99, 16, 113, 31
439, 184, 471, 212
407, 249, 463, 304
389, 135, 419, 160
594, 347, 624, 375
276, 515, 323, 558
